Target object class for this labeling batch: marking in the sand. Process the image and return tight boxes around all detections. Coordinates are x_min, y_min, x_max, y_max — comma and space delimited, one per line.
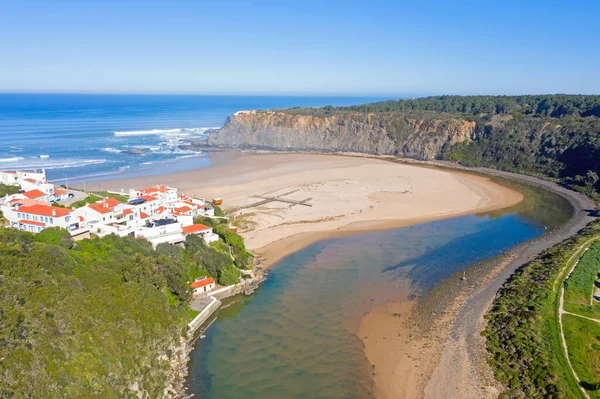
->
240, 189, 313, 209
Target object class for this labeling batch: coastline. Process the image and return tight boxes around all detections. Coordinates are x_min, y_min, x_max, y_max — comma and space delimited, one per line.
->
88, 153, 524, 270
88, 152, 532, 398
358, 164, 596, 399
87, 151, 595, 398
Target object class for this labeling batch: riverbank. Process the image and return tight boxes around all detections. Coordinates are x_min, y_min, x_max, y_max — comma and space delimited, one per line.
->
88, 153, 524, 270
358, 162, 596, 399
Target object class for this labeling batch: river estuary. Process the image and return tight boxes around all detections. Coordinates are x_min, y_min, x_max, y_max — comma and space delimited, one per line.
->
187, 181, 572, 399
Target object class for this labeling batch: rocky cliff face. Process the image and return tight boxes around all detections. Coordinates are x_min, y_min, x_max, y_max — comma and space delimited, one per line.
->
207, 110, 476, 159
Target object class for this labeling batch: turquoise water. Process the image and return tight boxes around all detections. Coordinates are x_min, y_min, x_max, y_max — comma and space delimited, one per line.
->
187, 212, 546, 399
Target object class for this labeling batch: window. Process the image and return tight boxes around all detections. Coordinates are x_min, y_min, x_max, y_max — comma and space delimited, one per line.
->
49, 218, 53, 225
65, 216, 70, 223
37, 227, 41, 232
17, 212, 21, 219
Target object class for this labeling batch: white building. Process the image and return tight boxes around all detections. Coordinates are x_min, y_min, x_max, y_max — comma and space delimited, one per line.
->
5, 204, 83, 234
182, 223, 219, 243
191, 277, 216, 295
134, 218, 185, 248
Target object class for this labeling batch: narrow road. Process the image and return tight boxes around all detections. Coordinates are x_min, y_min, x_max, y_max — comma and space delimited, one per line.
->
557, 236, 600, 399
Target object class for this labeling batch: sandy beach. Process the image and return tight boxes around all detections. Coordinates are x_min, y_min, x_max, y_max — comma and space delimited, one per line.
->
90, 153, 523, 266
89, 152, 525, 398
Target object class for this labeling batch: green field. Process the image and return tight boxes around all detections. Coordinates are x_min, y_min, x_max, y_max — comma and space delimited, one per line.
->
563, 314, 600, 396
485, 222, 600, 398
564, 241, 600, 317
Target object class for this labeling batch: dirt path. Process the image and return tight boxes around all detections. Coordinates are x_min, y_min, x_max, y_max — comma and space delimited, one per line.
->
420, 166, 597, 399
558, 237, 600, 399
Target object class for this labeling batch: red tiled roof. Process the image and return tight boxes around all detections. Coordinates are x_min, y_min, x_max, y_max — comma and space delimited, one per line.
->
140, 211, 150, 219
190, 278, 215, 289
19, 219, 45, 227
24, 178, 37, 183
182, 224, 211, 234
155, 206, 166, 214
18, 204, 72, 217
54, 188, 67, 195
174, 206, 192, 214
140, 185, 173, 194
139, 195, 157, 202
2, 171, 16, 174
103, 198, 121, 208
23, 189, 46, 199
88, 202, 112, 214
78, 216, 85, 222
123, 208, 133, 216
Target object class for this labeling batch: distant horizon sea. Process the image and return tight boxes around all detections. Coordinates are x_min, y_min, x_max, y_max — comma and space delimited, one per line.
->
0, 94, 386, 184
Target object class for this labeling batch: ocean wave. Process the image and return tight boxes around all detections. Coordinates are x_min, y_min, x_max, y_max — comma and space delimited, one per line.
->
0, 157, 109, 170
38, 155, 50, 159
113, 127, 216, 137
101, 147, 122, 154
0, 157, 24, 162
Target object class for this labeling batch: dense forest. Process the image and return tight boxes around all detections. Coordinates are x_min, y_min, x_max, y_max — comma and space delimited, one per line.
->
284, 95, 600, 197
0, 226, 248, 397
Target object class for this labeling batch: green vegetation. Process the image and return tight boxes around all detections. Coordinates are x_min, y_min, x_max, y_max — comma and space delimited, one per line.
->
185, 234, 240, 286
0, 221, 253, 397
484, 221, 600, 398
70, 192, 127, 208
285, 95, 600, 199
70, 193, 104, 208
91, 190, 128, 203
194, 216, 253, 269
0, 228, 188, 397
563, 315, 600, 396
564, 241, 600, 317
212, 204, 224, 217
0, 183, 19, 197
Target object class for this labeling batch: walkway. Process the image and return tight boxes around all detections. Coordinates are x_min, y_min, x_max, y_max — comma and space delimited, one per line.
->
557, 236, 600, 399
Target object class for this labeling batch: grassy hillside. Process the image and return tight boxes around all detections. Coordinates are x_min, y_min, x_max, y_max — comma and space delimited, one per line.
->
484, 221, 600, 398
0, 227, 246, 397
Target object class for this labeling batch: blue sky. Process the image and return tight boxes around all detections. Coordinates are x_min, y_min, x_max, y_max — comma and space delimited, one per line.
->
1, 0, 599, 96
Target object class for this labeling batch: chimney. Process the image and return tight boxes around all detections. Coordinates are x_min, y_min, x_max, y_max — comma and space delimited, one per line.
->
52, 208, 56, 216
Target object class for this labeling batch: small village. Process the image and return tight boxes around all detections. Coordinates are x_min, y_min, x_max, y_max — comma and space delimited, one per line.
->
0, 169, 262, 308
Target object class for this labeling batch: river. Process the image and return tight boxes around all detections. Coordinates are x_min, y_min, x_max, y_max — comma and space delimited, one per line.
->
186, 180, 572, 399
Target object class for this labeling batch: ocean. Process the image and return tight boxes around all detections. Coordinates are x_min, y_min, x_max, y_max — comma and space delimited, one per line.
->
0, 94, 383, 184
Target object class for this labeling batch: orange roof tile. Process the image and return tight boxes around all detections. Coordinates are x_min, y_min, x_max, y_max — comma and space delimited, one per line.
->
18, 204, 72, 217
23, 189, 46, 199
182, 224, 211, 234
123, 208, 133, 216
140, 211, 150, 219
24, 178, 37, 183
88, 202, 112, 214
54, 188, 67, 195
139, 195, 157, 202
190, 278, 215, 289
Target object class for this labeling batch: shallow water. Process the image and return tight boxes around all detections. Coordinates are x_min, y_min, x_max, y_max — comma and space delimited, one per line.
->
187, 187, 568, 399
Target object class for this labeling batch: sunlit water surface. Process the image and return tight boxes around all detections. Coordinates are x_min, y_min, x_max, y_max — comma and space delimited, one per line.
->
187, 204, 558, 398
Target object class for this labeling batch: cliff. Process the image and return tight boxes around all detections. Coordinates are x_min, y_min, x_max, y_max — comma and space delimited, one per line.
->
207, 110, 476, 159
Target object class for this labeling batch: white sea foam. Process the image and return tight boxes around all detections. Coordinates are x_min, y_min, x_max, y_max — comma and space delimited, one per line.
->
0, 157, 108, 170
113, 127, 216, 137
0, 157, 24, 162
101, 147, 122, 154
38, 155, 50, 159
